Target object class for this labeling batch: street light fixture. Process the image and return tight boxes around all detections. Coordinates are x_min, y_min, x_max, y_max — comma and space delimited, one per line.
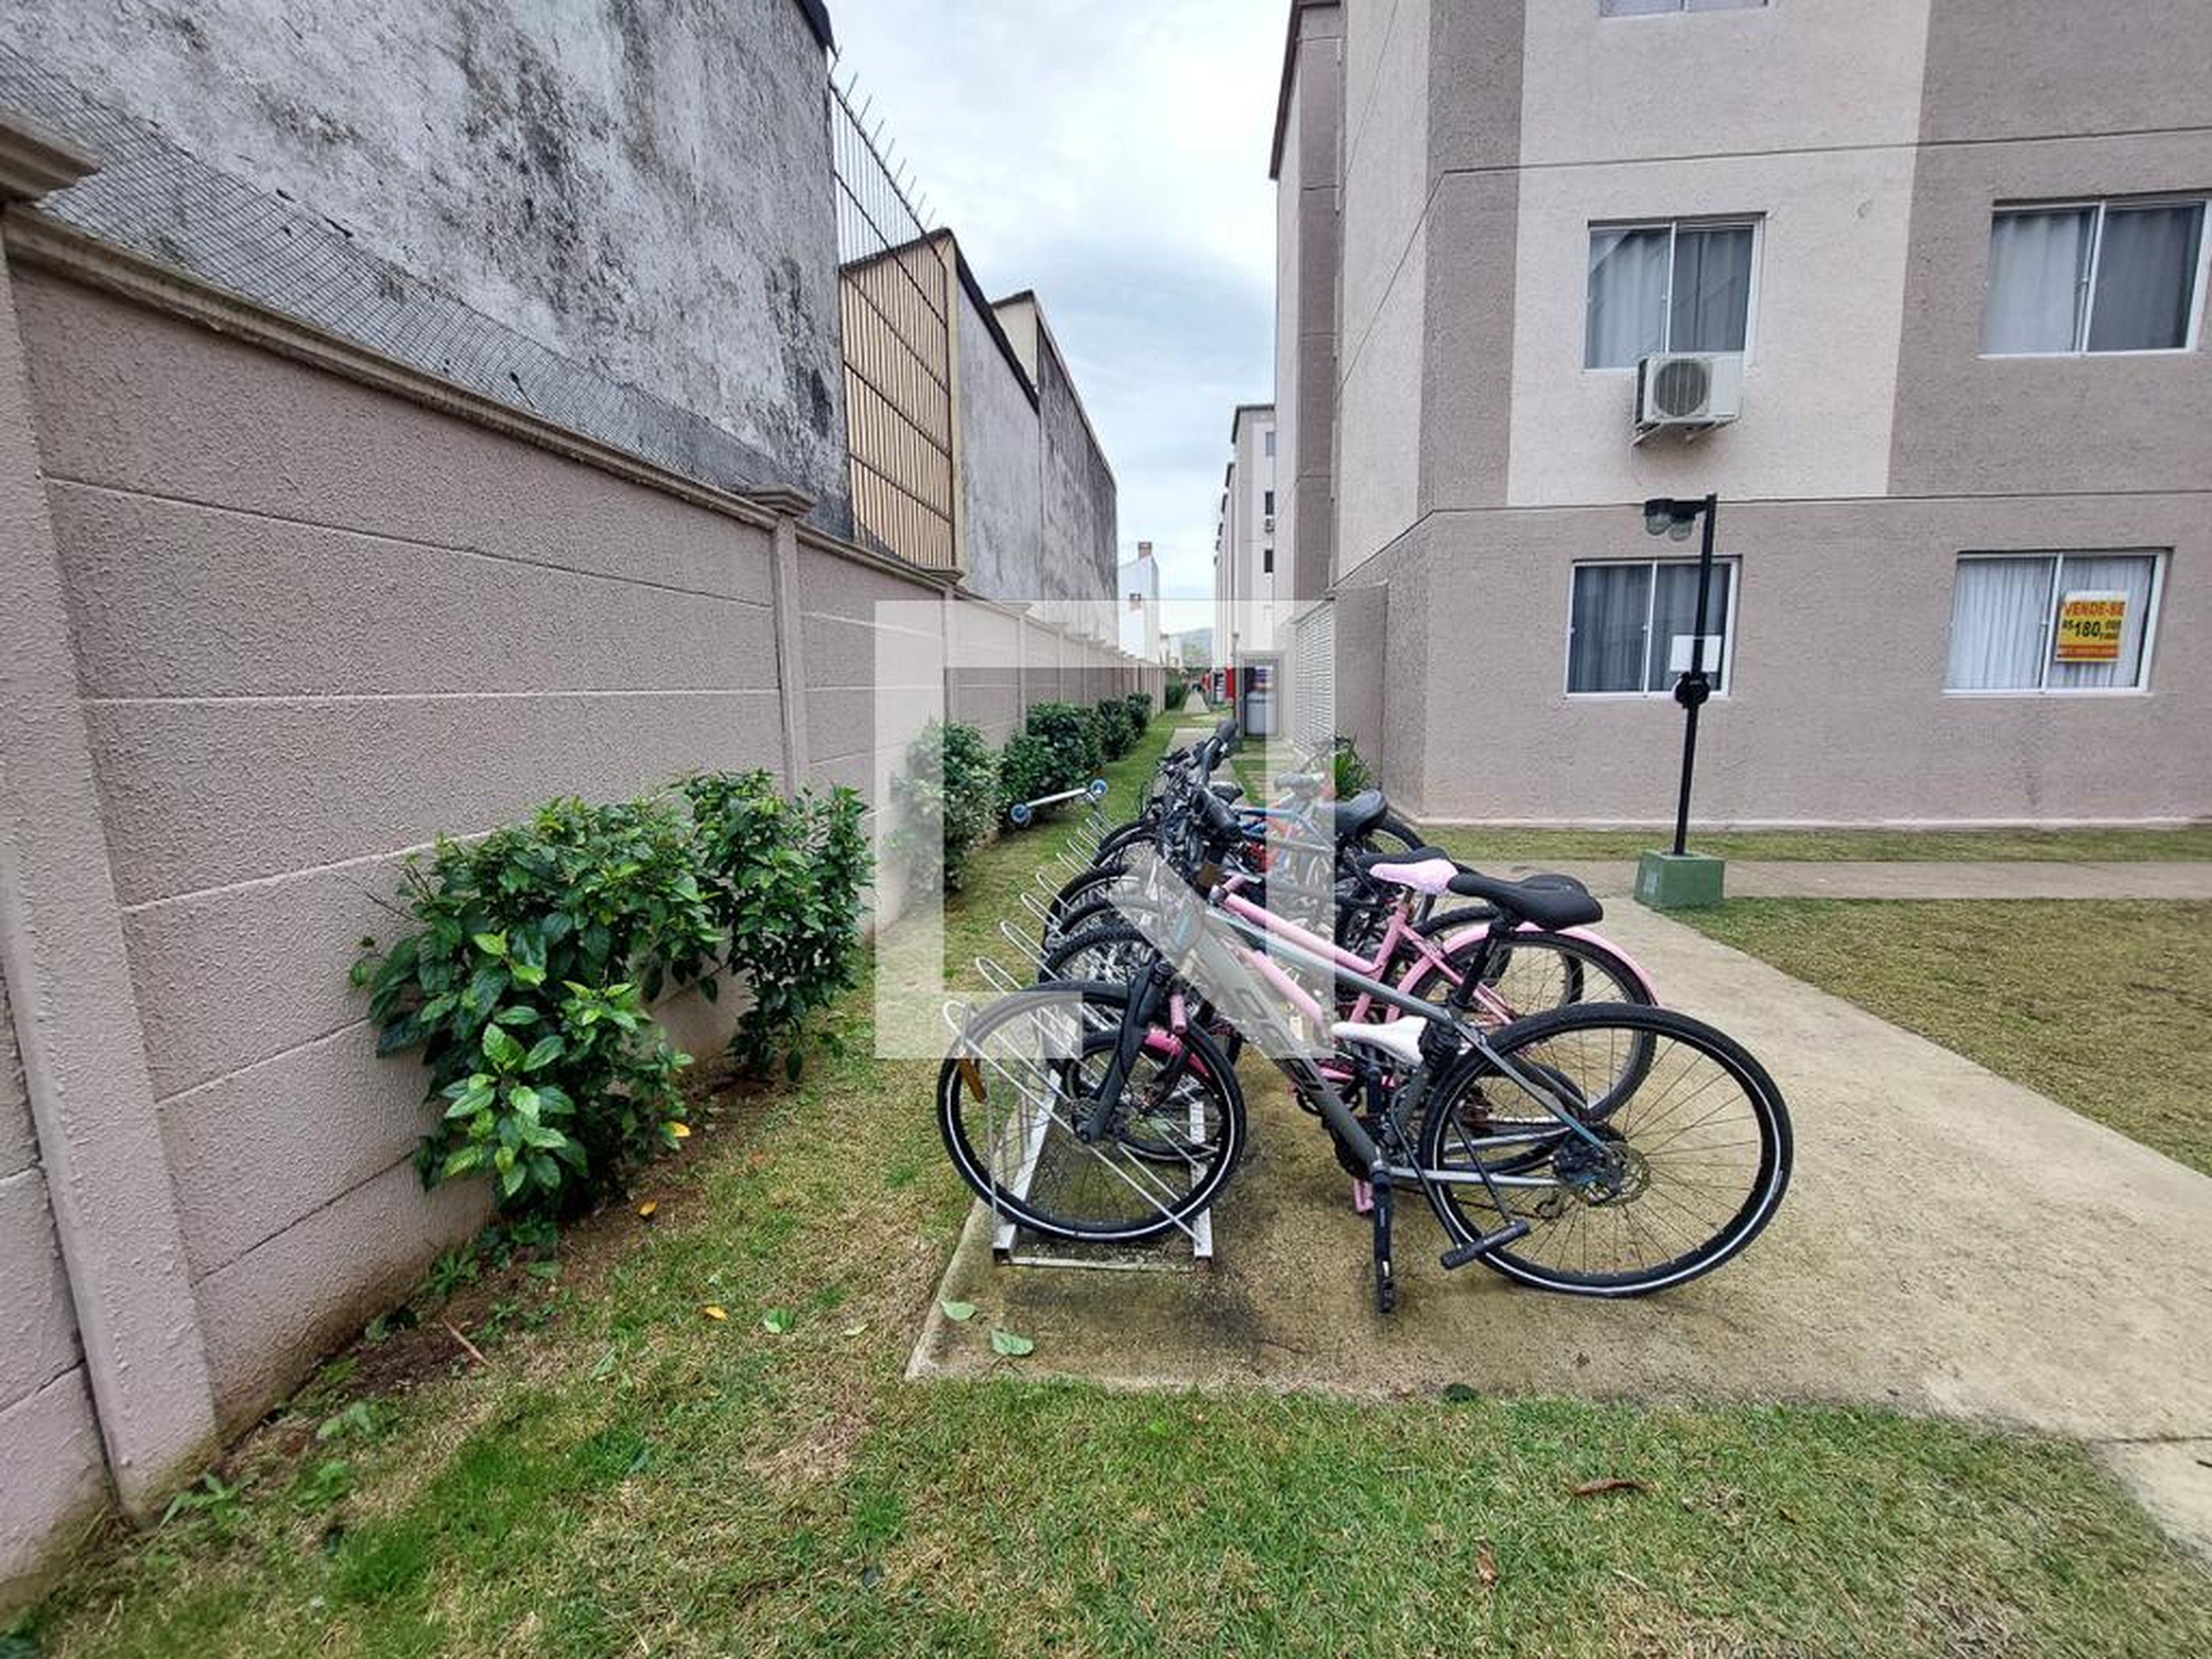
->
1642, 494, 1720, 860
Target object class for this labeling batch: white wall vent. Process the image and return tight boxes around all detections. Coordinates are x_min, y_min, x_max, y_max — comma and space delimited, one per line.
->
1635, 352, 1742, 436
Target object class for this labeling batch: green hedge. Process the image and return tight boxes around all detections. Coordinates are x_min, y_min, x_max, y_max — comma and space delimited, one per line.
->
353, 775, 869, 1218
894, 719, 1002, 893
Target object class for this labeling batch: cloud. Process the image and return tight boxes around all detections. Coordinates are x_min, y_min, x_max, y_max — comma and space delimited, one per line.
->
830, 0, 1281, 603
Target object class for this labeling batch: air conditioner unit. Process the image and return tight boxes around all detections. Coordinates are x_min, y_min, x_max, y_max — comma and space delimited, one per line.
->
1263, 516, 1275, 532
1635, 352, 1743, 435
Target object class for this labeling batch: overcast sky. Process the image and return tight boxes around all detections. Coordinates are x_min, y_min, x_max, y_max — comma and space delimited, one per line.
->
830, 0, 1282, 628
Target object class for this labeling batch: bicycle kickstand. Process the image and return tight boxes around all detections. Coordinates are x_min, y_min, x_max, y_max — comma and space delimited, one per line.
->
1370, 1176, 1396, 1314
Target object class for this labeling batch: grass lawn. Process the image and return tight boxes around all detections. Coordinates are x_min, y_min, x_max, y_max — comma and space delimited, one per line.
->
1681, 897, 2212, 1178
1429, 823, 2212, 865
16, 721, 2211, 1658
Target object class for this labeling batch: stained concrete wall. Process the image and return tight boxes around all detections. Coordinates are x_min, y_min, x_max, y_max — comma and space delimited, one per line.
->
3, 0, 849, 517
1032, 315, 1120, 634
956, 281, 1043, 605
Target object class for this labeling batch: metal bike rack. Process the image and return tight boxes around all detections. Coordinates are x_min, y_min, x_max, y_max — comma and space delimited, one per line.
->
1006, 778, 1109, 828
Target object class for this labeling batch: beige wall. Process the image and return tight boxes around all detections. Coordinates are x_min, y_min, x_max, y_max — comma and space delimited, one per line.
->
0, 248, 1157, 1601
0, 961, 105, 1601
1397, 496, 2209, 826
1333, 0, 1428, 574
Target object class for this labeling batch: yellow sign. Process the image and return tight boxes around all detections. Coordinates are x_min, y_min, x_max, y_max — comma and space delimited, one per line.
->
2054, 592, 2126, 664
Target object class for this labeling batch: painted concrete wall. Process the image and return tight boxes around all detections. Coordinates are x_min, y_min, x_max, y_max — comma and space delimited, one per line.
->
1333, 0, 1428, 572
14, 267, 787, 1429
1403, 496, 2210, 825
1273, 1, 1343, 604
0, 962, 106, 1603
1503, 144, 1923, 508
4, 0, 849, 514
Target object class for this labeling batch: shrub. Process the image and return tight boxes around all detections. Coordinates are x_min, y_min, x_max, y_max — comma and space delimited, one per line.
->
892, 719, 1001, 894
680, 770, 870, 1079
1093, 696, 1139, 761
1021, 700, 1104, 782
1126, 689, 1154, 723
998, 731, 1060, 819
351, 797, 719, 1215
1166, 675, 1191, 710
1331, 736, 1375, 798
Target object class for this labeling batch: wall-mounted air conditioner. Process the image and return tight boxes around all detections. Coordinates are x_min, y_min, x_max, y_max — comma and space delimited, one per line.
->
1635, 352, 1742, 437
1263, 516, 1275, 532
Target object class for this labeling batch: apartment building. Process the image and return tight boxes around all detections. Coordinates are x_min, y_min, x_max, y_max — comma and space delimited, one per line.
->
1120, 540, 1164, 662
1211, 402, 1285, 727
1275, 0, 2211, 825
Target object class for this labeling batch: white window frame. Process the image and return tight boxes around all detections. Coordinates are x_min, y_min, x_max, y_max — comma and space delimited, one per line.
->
1563, 556, 1743, 700
1943, 550, 2166, 697
1980, 197, 2212, 359
1585, 217, 1764, 372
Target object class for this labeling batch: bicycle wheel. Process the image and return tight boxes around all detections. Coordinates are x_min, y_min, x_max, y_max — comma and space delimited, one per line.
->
1036, 923, 1161, 986
1397, 927, 1653, 1024
1417, 1003, 1790, 1296
938, 984, 1244, 1243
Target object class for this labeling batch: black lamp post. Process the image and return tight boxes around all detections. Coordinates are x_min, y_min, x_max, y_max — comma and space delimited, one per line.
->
1642, 494, 1719, 858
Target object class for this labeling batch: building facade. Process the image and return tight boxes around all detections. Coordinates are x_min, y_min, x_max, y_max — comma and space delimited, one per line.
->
1119, 541, 1164, 662
1277, 0, 2211, 825
1212, 403, 1285, 725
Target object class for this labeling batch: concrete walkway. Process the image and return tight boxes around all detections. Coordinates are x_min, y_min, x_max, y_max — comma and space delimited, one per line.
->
1497, 858, 2212, 902
912, 899, 2212, 1554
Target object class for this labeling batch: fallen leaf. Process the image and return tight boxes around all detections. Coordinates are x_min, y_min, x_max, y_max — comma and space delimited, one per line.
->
1476, 1546, 1498, 1588
938, 1299, 977, 1323
1571, 1478, 1647, 1498
842, 1321, 868, 1337
700, 1305, 728, 1321
990, 1328, 1036, 1358
762, 1308, 794, 1334
637, 1200, 658, 1218
669, 1123, 692, 1140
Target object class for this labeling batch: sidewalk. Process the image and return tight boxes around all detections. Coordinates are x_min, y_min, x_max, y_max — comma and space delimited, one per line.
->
1494, 858, 2212, 902
915, 896, 2212, 1555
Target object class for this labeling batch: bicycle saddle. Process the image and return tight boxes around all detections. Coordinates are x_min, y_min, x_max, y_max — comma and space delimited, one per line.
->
1444, 869, 1603, 930
1356, 846, 1459, 894
1331, 790, 1389, 843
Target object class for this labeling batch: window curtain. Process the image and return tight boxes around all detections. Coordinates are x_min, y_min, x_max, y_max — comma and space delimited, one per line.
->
2046, 554, 2157, 690
1586, 228, 1670, 368
1569, 565, 1653, 692
1646, 563, 1734, 692
1946, 558, 2054, 689
2087, 204, 2204, 351
1983, 210, 2092, 353
1670, 225, 1755, 353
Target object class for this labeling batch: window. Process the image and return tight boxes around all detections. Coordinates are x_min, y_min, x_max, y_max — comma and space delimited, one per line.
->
1567, 560, 1736, 695
1946, 551, 2161, 692
1586, 218, 1759, 368
1983, 199, 2206, 354
1263, 490, 1276, 516
1263, 430, 1276, 457
1263, 546, 1275, 574
1601, 1, 1766, 17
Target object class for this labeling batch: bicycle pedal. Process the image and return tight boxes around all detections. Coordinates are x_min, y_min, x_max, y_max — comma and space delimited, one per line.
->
1438, 1221, 1530, 1270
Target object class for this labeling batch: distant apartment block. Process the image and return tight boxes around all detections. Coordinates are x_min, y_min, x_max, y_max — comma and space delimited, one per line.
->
1211, 403, 1283, 726
1119, 541, 1164, 661
1271, 0, 2210, 825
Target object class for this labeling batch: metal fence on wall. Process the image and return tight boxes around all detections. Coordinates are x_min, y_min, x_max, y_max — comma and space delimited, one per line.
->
828, 72, 956, 572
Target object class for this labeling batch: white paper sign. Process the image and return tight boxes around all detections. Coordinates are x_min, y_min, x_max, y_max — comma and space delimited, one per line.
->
1668, 634, 1725, 673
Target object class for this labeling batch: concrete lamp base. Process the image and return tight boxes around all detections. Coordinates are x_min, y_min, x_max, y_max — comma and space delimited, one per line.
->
1635, 851, 1726, 911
